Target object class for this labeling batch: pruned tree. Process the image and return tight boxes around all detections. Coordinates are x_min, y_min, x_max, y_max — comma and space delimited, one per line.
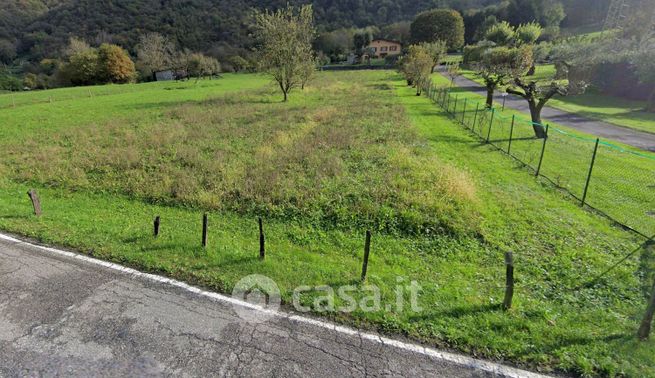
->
475, 46, 533, 108
400, 45, 434, 96
515, 22, 543, 75
410, 9, 465, 50
252, 4, 315, 102
420, 40, 447, 72
485, 21, 515, 46
506, 79, 567, 138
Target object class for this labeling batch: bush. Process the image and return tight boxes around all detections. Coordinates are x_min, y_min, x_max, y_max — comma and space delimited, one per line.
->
0, 70, 22, 91
410, 9, 465, 51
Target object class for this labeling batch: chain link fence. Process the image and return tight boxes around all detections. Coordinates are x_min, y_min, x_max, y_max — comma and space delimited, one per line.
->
423, 80, 655, 238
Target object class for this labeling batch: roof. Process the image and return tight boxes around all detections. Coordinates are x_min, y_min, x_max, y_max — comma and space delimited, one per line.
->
370, 39, 402, 45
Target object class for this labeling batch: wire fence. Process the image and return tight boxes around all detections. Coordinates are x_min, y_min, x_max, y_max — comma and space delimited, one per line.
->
421, 79, 655, 239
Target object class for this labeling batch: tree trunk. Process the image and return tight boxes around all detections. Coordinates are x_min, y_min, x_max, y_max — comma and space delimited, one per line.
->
529, 102, 547, 138
647, 88, 655, 113
486, 87, 494, 109
283, 90, 288, 102
527, 64, 536, 76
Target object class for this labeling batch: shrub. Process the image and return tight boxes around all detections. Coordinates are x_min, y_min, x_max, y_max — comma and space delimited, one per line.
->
410, 9, 465, 50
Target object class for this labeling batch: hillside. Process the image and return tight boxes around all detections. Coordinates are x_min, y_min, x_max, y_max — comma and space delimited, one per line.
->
1, 0, 497, 61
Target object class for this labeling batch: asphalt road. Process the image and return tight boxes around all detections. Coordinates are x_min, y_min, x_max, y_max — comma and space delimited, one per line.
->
0, 234, 547, 377
439, 67, 655, 152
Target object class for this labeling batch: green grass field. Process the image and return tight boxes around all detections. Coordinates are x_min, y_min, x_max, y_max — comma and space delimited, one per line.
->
459, 64, 655, 134
0, 71, 654, 377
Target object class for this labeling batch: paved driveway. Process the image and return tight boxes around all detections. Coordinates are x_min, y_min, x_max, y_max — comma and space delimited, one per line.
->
439, 67, 655, 152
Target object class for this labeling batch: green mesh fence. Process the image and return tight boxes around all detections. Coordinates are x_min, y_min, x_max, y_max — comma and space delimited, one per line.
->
422, 80, 655, 237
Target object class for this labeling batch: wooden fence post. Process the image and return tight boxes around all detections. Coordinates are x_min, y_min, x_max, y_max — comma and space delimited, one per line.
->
361, 230, 372, 282
638, 273, 655, 340
503, 251, 514, 310
259, 217, 265, 260
27, 189, 42, 216
154, 216, 160, 237
202, 213, 208, 248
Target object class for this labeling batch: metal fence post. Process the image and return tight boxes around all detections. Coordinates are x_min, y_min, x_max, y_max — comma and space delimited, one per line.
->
453, 95, 459, 115
535, 124, 550, 177
472, 103, 479, 132
462, 98, 468, 124
581, 138, 600, 207
486, 108, 495, 143
507, 115, 515, 154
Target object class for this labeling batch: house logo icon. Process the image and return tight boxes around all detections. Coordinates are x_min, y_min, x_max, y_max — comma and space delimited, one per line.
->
231, 274, 281, 324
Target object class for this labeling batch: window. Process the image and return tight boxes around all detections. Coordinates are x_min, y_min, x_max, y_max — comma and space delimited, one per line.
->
380, 46, 388, 52
372, 47, 377, 52
390, 46, 397, 52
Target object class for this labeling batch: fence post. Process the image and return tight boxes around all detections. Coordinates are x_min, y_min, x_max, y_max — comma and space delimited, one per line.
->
461, 98, 468, 124
638, 272, 655, 340
27, 189, 42, 216
581, 138, 600, 207
202, 213, 208, 248
503, 251, 514, 310
445, 90, 450, 112
361, 230, 372, 282
154, 216, 160, 237
453, 95, 459, 115
507, 115, 515, 154
258, 217, 265, 260
535, 124, 550, 177
485, 108, 495, 143
473, 103, 479, 132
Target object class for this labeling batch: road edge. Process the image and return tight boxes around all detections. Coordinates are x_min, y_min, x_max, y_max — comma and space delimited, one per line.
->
0, 232, 550, 378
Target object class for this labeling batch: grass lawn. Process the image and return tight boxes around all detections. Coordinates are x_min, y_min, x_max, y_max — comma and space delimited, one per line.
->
0, 70, 653, 376
430, 72, 655, 239
459, 65, 655, 134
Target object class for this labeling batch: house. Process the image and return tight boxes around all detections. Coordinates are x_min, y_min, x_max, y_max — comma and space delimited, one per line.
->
367, 39, 402, 58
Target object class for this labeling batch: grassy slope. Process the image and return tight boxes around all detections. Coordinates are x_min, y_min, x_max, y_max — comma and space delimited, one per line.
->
459, 64, 655, 134
430, 71, 655, 238
0, 71, 653, 376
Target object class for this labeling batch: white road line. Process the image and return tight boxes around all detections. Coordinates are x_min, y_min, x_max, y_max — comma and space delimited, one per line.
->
0, 232, 548, 378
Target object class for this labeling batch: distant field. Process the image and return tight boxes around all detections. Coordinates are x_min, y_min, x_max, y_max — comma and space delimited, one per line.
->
0, 71, 652, 377
458, 64, 655, 134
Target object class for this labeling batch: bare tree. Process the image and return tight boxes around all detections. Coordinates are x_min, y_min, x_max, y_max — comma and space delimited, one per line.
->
252, 4, 315, 102
136, 33, 176, 76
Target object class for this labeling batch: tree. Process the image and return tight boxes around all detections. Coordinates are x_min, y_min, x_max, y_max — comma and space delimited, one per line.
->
410, 9, 465, 50
187, 53, 220, 81
353, 31, 372, 57
400, 45, 433, 95
485, 21, 515, 46
97, 44, 136, 83
476, 46, 533, 108
136, 33, 176, 77
64, 49, 100, 85
507, 79, 567, 138
633, 38, 655, 112
506, 0, 566, 28
64, 37, 91, 58
515, 22, 543, 45
252, 4, 315, 102
420, 41, 447, 72
0, 39, 16, 64
515, 22, 543, 75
